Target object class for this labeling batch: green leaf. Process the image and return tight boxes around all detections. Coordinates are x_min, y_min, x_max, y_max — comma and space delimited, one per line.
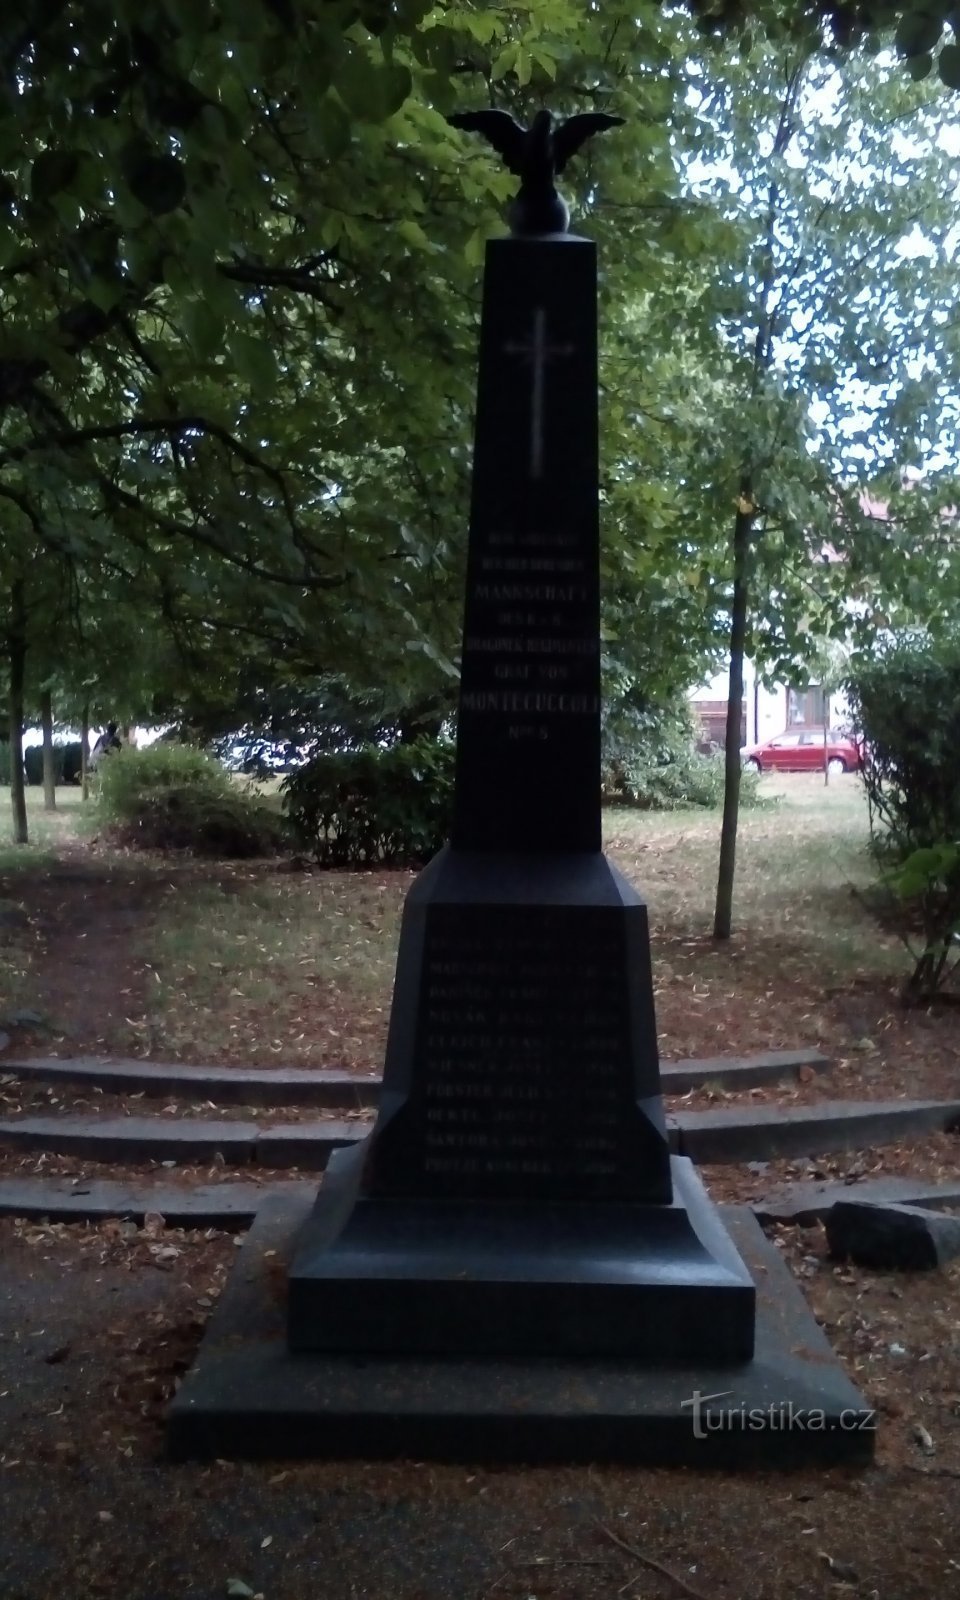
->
939, 41, 960, 87
122, 145, 188, 215
909, 51, 934, 81
335, 53, 411, 120
30, 149, 80, 201
895, 12, 944, 58
182, 299, 224, 361
397, 218, 430, 251
229, 329, 277, 390
310, 92, 351, 156
490, 42, 518, 82
380, 61, 412, 116
85, 274, 123, 314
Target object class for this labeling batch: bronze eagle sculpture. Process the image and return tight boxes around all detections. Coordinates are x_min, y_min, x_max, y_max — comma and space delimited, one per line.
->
446, 108, 624, 236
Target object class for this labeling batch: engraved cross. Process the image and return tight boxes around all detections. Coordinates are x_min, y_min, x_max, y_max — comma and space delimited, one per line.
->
503, 307, 574, 480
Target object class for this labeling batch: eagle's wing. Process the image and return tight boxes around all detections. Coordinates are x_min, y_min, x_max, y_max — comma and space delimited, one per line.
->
446, 110, 528, 176
553, 112, 624, 174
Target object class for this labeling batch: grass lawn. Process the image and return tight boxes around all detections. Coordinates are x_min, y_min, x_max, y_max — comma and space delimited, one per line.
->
0, 787, 92, 1023
0, 783, 90, 869
133, 772, 893, 1066
0, 772, 918, 1069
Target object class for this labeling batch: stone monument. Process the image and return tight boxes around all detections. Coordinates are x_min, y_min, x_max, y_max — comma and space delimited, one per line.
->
285, 107, 754, 1361
169, 113, 875, 1465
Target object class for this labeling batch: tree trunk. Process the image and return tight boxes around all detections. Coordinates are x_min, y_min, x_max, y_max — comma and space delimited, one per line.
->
40, 688, 56, 810
713, 493, 753, 940
80, 700, 90, 802
712, 61, 805, 942
8, 579, 28, 845
823, 718, 829, 786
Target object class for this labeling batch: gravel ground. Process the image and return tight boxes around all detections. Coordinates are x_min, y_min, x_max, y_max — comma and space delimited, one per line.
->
3, 1215, 960, 1600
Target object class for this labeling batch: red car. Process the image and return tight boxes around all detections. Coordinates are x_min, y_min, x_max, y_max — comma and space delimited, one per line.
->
741, 728, 863, 776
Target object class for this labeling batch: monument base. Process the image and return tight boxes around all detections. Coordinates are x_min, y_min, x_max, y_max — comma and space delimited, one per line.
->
287, 1152, 755, 1361
168, 1192, 876, 1469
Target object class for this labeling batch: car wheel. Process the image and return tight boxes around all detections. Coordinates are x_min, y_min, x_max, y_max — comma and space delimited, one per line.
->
744, 757, 762, 773
827, 757, 846, 775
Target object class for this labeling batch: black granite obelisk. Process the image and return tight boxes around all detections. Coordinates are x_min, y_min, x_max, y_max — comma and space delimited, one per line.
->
286, 110, 756, 1362
170, 113, 875, 1469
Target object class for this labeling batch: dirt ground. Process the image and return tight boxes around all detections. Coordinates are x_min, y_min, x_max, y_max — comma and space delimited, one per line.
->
2, 798, 960, 1598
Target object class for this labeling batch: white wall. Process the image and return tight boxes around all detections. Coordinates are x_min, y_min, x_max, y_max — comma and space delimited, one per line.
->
688, 665, 851, 745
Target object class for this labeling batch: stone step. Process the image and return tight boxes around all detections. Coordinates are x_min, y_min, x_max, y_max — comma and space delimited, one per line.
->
0, 1057, 379, 1108
754, 1176, 960, 1227
5, 1097, 953, 1175
0, 1116, 363, 1169
0, 1047, 830, 1107
0, 1177, 310, 1228
676, 1099, 960, 1165
662, 1048, 830, 1095
5, 1164, 959, 1235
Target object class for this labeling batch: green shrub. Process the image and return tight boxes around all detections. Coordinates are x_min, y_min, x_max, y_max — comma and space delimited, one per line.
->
847, 633, 960, 1002
0, 741, 14, 786
601, 704, 762, 812
282, 739, 455, 867
95, 743, 286, 858
883, 843, 960, 1003
24, 741, 83, 786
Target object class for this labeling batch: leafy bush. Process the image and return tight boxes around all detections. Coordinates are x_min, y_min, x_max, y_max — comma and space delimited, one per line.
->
884, 843, 960, 1003
848, 634, 960, 850
601, 703, 762, 812
847, 633, 960, 1002
24, 741, 83, 786
0, 741, 15, 786
95, 743, 286, 858
282, 739, 455, 867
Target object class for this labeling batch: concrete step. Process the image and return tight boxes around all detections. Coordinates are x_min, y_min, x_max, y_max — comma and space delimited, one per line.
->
662, 1048, 830, 1095
0, 1116, 363, 1169
0, 1057, 379, 1108
5, 1165, 959, 1235
0, 1177, 310, 1228
4, 1097, 953, 1174
754, 1176, 960, 1227
676, 1099, 960, 1165
0, 1047, 830, 1107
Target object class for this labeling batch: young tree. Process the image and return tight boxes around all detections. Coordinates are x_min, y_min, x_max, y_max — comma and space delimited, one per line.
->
667, 38, 960, 936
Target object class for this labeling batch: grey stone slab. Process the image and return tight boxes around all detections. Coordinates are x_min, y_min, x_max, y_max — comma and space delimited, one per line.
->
661, 1049, 830, 1096
0, 1176, 310, 1227
677, 1099, 960, 1164
0, 1056, 380, 1108
826, 1200, 960, 1270
755, 1177, 960, 1227
0, 1115, 258, 1164
255, 1121, 366, 1169
167, 1191, 875, 1468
